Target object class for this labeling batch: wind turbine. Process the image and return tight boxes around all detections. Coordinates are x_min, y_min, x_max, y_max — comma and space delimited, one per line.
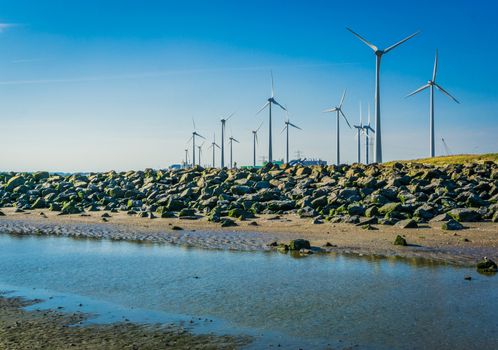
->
184, 148, 189, 168
353, 103, 363, 164
197, 141, 205, 167
362, 104, 375, 164
256, 72, 287, 163
323, 89, 352, 165
281, 112, 302, 164
406, 50, 459, 157
251, 121, 263, 167
187, 119, 205, 166
228, 135, 239, 169
208, 134, 221, 168
347, 27, 419, 163
220, 112, 235, 168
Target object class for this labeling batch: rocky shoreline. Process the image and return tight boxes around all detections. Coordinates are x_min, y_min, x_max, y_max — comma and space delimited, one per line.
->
0, 294, 249, 349
1, 162, 497, 226
1, 162, 497, 266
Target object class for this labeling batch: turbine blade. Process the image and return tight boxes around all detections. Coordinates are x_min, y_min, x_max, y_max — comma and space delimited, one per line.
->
384, 31, 420, 54
339, 89, 347, 108
233, 138, 240, 143
256, 121, 264, 132
192, 117, 196, 131
406, 84, 430, 98
226, 111, 236, 121
346, 28, 378, 52
196, 132, 206, 140
215, 143, 221, 149
323, 107, 338, 113
256, 101, 270, 115
272, 99, 287, 111
271, 71, 274, 98
435, 83, 460, 103
280, 125, 287, 134
255, 133, 258, 144
340, 109, 352, 129
289, 122, 302, 130
432, 49, 438, 82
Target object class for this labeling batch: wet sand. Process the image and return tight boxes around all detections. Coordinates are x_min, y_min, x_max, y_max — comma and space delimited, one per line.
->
0, 294, 248, 350
0, 207, 497, 266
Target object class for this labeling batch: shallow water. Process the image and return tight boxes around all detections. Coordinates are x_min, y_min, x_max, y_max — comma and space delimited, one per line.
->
0, 234, 497, 349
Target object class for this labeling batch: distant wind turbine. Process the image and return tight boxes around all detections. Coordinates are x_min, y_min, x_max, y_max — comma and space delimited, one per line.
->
406, 50, 459, 158
228, 135, 239, 169
251, 122, 263, 167
197, 141, 205, 167
347, 27, 419, 163
362, 104, 375, 164
187, 118, 205, 166
220, 112, 235, 168
208, 134, 221, 168
281, 112, 302, 164
323, 89, 352, 165
256, 72, 287, 163
353, 103, 364, 164
184, 148, 189, 168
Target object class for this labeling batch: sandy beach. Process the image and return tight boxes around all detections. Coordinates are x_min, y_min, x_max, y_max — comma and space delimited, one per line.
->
0, 294, 248, 350
1, 207, 496, 266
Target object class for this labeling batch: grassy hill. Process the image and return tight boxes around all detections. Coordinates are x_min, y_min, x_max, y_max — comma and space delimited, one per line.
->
386, 153, 498, 166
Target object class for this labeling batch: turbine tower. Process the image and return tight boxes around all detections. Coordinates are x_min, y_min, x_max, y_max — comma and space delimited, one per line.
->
323, 89, 352, 165
197, 141, 205, 167
362, 104, 375, 164
353, 103, 363, 164
256, 72, 287, 163
187, 119, 205, 167
228, 136, 239, 169
208, 134, 221, 168
347, 28, 419, 163
281, 114, 302, 164
406, 50, 459, 157
184, 148, 189, 168
220, 112, 235, 168
251, 122, 263, 167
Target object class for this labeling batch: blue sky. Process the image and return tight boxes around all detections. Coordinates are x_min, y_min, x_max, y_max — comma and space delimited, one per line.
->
0, 0, 497, 171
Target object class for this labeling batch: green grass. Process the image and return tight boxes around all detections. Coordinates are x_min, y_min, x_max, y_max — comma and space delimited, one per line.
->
386, 153, 498, 166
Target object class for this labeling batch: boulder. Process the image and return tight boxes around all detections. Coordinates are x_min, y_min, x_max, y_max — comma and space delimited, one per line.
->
395, 219, 418, 229
393, 235, 407, 246
441, 219, 464, 231
476, 258, 497, 273
448, 208, 481, 222
289, 239, 311, 251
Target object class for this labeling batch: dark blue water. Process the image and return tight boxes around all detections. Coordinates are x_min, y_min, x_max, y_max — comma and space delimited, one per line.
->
0, 234, 497, 349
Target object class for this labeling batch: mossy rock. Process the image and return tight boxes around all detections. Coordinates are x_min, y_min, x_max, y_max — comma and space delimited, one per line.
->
393, 235, 407, 246
289, 239, 311, 251
379, 202, 402, 215
220, 218, 238, 227
448, 208, 481, 222
476, 258, 497, 273
61, 202, 83, 215
227, 208, 254, 220
277, 244, 289, 253
178, 208, 196, 217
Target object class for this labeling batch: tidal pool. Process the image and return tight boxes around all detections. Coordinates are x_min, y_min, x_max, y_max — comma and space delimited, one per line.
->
0, 234, 497, 349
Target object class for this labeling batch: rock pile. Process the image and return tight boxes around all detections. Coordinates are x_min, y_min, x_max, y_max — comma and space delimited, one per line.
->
1, 161, 497, 226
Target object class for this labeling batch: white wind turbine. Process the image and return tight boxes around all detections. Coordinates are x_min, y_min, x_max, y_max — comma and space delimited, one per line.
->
187, 119, 205, 167
362, 104, 375, 164
251, 121, 263, 167
208, 134, 221, 168
228, 135, 240, 169
353, 103, 364, 164
347, 27, 419, 163
406, 50, 459, 157
184, 148, 189, 168
281, 112, 302, 164
256, 72, 287, 163
323, 89, 352, 165
220, 112, 235, 168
